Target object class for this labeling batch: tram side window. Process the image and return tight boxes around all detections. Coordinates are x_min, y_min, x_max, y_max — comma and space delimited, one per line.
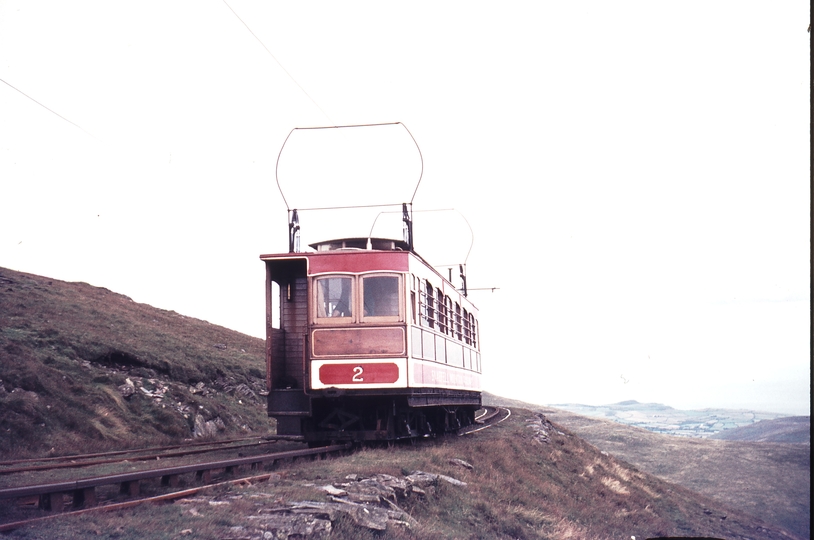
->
437, 288, 447, 334
418, 280, 427, 326
316, 277, 353, 318
363, 276, 400, 317
425, 281, 435, 328
445, 296, 453, 336
454, 303, 462, 340
463, 308, 471, 345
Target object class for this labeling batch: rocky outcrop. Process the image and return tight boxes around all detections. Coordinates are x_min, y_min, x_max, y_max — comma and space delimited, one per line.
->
526, 413, 565, 444
239, 470, 469, 538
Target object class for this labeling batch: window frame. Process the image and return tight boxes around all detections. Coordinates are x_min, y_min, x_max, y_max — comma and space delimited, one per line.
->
360, 273, 404, 323
312, 274, 355, 324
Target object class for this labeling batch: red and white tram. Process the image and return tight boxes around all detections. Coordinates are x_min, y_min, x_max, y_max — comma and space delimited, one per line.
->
261, 236, 482, 442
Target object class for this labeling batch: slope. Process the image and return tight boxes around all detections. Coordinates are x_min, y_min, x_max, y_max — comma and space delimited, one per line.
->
0, 267, 269, 457
484, 393, 810, 540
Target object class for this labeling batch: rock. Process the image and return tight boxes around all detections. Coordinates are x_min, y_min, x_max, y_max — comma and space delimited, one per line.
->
248, 512, 332, 539
405, 470, 467, 487
192, 415, 226, 437
318, 485, 348, 497
437, 474, 467, 487
370, 474, 411, 498
449, 458, 474, 470
118, 378, 135, 399
232, 383, 257, 399
405, 471, 438, 488
344, 480, 389, 504
289, 500, 391, 531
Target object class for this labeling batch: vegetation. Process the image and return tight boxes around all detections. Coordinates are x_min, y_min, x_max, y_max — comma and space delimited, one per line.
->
0, 267, 269, 457
4, 411, 802, 539
487, 393, 811, 540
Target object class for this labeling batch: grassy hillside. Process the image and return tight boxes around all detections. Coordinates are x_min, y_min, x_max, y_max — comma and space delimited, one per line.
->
484, 393, 811, 540
0, 267, 270, 457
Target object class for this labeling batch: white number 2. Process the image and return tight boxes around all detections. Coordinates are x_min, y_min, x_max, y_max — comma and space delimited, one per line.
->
352, 366, 364, 382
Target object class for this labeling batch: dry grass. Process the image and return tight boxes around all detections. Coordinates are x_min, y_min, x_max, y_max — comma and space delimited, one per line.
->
3, 409, 804, 539
486, 394, 811, 540
0, 267, 268, 458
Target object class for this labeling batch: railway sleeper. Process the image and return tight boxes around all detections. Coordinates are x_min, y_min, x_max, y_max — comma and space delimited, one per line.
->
161, 474, 180, 487
37, 492, 68, 512
119, 480, 140, 497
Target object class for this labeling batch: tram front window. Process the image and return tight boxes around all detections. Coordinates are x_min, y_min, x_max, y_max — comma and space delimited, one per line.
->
363, 276, 399, 317
316, 277, 352, 318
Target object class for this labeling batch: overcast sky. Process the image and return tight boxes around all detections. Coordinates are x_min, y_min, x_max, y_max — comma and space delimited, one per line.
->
1, 1, 809, 415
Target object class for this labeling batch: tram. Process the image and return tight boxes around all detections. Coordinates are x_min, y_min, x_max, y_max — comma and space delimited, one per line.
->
261, 229, 482, 443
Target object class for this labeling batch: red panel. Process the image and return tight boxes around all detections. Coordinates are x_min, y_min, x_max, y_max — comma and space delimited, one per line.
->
307, 251, 409, 275
312, 327, 405, 357
319, 363, 400, 385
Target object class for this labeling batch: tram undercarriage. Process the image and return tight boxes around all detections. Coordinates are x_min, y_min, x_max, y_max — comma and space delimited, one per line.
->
271, 390, 480, 443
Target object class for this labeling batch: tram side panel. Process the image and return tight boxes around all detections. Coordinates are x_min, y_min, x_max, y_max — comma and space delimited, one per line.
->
405, 256, 482, 408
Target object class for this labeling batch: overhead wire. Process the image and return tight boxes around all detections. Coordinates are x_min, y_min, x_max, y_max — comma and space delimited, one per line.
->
220, 0, 334, 125
0, 78, 94, 138
274, 122, 424, 212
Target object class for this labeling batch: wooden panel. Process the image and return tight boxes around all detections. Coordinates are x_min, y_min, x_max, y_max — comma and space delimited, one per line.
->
307, 251, 409, 274
312, 327, 405, 357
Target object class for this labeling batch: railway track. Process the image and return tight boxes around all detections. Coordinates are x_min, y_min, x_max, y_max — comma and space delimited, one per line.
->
0, 407, 509, 533
462, 405, 510, 435
0, 443, 350, 532
0, 434, 310, 478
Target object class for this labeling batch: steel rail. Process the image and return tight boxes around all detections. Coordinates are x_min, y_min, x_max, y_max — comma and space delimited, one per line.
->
0, 471, 282, 533
0, 435, 267, 467
459, 408, 511, 435
0, 444, 350, 502
0, 439, 279, 476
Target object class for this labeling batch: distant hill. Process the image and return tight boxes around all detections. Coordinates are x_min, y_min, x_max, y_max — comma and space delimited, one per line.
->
710, 416, 810, 443
547, 400, 791, 438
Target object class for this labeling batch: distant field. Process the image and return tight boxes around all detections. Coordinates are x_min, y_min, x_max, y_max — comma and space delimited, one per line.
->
547, 400, 795, 438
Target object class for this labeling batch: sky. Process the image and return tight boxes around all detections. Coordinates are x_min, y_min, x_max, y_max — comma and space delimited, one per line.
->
0, 1, 809, 415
